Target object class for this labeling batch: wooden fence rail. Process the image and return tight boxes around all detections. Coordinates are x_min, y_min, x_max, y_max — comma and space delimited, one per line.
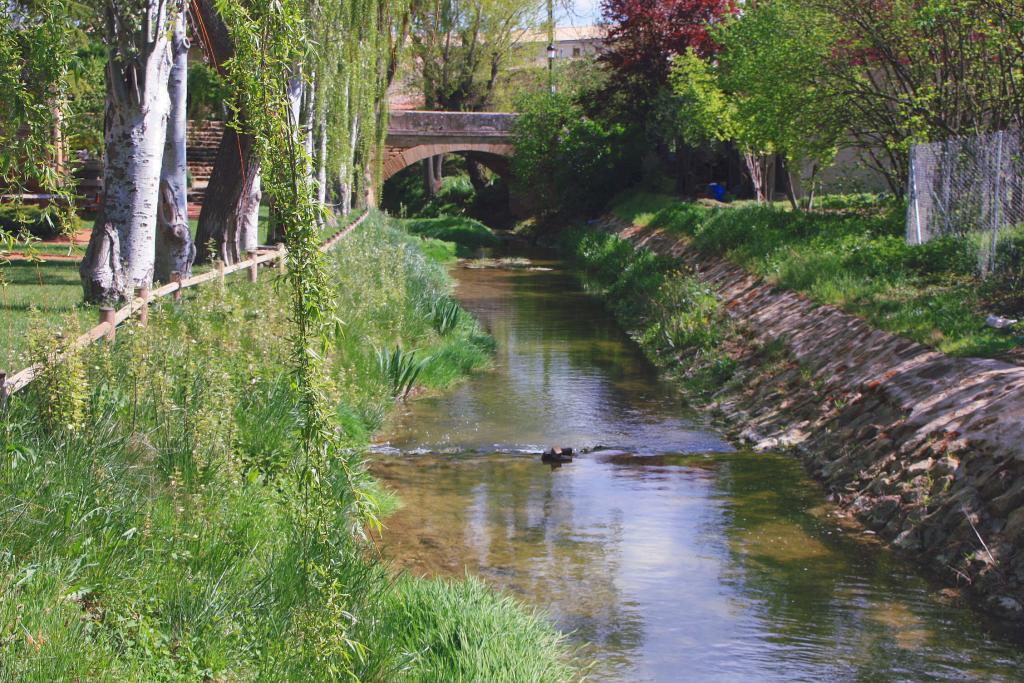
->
0, 210, 370, 405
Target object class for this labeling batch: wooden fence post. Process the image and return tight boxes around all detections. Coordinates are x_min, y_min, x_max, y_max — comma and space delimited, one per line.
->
217, 259, 225, 286
99, 306, 116, 341
136, 286, 150, 326
277, 243, 286, 274
0, 371, 8, 417
247, 250, 258, 283
171, 271, 183, 302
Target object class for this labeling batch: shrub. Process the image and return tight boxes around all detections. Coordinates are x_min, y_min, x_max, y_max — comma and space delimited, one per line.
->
513, 92, 641, 214
0, 204, 81, 240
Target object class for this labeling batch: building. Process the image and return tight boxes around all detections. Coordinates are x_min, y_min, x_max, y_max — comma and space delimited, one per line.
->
517, 25, 605, 64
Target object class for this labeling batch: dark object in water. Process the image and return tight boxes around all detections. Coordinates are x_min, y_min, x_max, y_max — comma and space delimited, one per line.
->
542, 447, 574, 464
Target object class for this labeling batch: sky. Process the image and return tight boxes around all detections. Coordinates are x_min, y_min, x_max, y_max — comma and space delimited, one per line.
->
559, 0, 601, 26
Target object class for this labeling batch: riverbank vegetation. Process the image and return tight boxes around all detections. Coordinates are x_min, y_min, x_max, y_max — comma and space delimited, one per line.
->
0, 214, 572, 681
608, 191, 1024, 359
562, 226, 738, 397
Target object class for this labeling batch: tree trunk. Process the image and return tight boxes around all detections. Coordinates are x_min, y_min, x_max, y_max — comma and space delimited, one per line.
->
155, 12, 194, 282
338, 78, 357, 217
423, 156, 440, 196
80, 1, 174, 303
192, 0, 260, 265
467, 157, 487, 191
238, 172, 261, 253
316, 108, 328, 220
780, 157, 801, 212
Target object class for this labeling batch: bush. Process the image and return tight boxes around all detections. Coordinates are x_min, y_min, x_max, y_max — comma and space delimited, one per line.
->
0, 204, 81, 240
513, 92, 641, 214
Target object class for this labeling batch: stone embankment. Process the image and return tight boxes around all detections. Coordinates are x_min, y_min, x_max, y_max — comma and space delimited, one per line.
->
604, 216, 1024, 619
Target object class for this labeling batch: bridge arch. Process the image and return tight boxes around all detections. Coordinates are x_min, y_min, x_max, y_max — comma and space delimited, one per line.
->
381, 142, 514, 183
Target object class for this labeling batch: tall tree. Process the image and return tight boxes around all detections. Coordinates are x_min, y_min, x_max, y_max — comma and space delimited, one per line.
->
79, 0, 179, 302
0, 1, 77, 270
598, 0, 734, 110
410, 0, 542, 112
812, 0, 1024, 193
155, 9, 195, 281
191, 0, 261, 264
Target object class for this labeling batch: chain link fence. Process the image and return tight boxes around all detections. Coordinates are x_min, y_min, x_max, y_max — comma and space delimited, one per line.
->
906, 129, 1024, 275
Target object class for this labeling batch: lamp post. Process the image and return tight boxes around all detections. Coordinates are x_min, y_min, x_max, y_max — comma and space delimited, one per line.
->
547, 43, 556, 94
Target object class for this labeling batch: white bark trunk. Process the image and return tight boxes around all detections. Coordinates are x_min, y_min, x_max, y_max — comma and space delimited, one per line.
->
238, 171, 261, 253
155, 12, 194, 282
340, 109, 359, 217
80, 0, 174, 302
316, 110, 328, 215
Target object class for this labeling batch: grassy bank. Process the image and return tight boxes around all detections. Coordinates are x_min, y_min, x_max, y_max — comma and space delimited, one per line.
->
608, 191, 1024, 359
0, 213, 572, 681
562, 227, 739, 397
0, 205, 337, 372
399, 215, 500, 258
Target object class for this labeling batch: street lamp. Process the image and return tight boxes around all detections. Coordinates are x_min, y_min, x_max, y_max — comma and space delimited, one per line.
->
546, 43, 556, 94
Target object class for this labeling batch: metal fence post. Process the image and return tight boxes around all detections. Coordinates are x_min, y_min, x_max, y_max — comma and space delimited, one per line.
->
0, 371, 8, 419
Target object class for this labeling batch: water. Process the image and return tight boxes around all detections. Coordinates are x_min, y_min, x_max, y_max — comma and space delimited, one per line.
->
372, 258, 1024, 681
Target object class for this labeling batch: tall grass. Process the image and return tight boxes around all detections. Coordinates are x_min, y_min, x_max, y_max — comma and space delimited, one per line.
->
0, 212, 572, 681
609, 190, 1024, 358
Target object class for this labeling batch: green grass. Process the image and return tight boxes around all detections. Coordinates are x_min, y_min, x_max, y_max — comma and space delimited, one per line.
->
399, 215, 500, 257
1, 205, 287, 372
607, 190, 1024, 359
0, 260, 94, 371
561, 227, 737, 396
0, 211, 572, 681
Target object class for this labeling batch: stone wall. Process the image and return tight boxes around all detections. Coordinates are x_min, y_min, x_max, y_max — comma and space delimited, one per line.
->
603, 216, 1024, 620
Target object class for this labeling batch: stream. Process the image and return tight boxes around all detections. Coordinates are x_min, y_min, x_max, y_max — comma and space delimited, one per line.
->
372, 257, 1024, 681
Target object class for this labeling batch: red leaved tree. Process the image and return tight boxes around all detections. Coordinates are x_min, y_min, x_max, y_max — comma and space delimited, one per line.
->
599, 0, 735, 104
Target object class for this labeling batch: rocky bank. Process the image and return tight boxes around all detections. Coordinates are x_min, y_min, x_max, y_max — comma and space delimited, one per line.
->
602, 215, 1024, 620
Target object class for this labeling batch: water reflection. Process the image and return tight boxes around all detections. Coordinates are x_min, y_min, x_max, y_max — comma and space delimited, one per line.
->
373, 260, 1024, 682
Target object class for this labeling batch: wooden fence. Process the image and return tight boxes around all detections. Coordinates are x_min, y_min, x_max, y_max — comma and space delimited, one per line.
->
0, 210, 370, 406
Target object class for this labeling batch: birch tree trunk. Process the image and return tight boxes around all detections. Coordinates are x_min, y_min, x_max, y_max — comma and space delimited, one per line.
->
339, 109, 359, 217
80, 0, 175, 303
316, 109, 328, 218
238, 172, 261, 253
155, 12, 195, 282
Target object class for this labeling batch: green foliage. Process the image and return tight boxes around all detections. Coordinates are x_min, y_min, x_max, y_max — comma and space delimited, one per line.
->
400, 215, 499, 256
609, 191, 1024, 357
26, 315, 87, 433
377, 575, 574, 682
0, 204, 82, 240
408, 0, 542, 111
0, 214, 562, 680
431, 296, 463, 335
186, 62, 230, 120
512, 92, 641, 214
375, 345, 431, 399
562, 227, 737, 396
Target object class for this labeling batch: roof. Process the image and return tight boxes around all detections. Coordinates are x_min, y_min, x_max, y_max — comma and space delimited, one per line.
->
517, 25, 605, 45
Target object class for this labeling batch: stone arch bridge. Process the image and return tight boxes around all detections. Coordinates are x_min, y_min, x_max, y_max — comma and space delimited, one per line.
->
381, 110, 517, 184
